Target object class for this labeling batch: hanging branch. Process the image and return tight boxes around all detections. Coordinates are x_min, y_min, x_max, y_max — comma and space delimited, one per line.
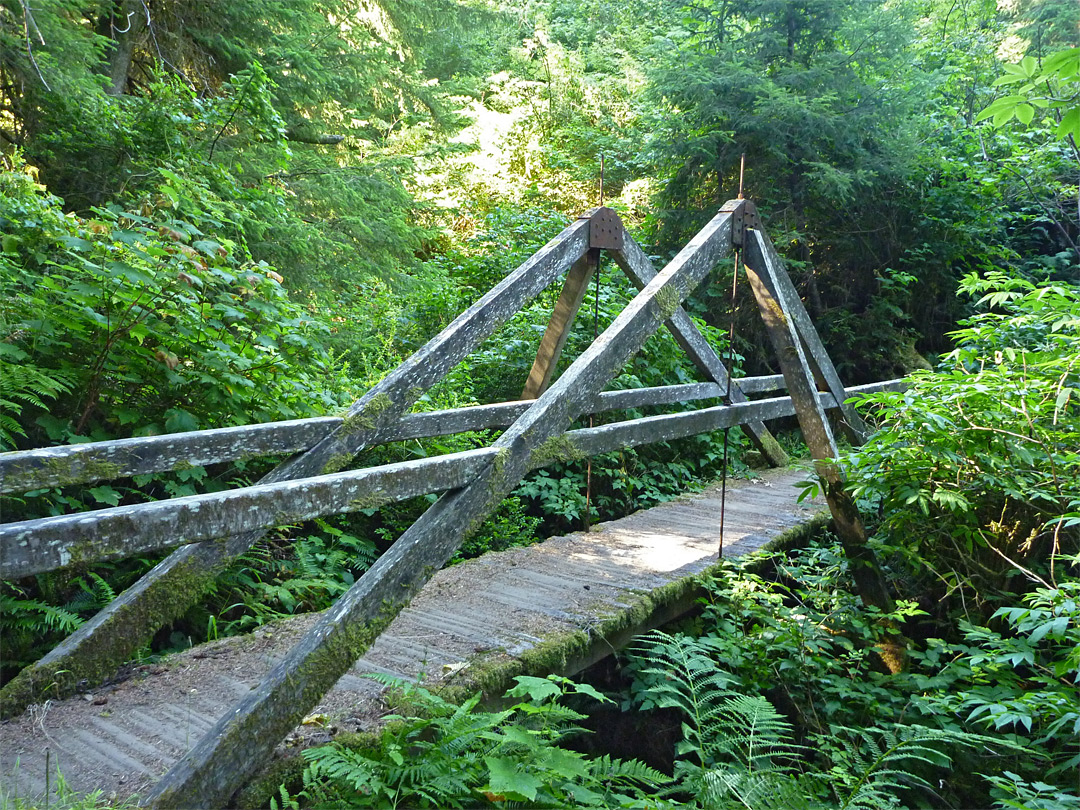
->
18, 0, 50, 91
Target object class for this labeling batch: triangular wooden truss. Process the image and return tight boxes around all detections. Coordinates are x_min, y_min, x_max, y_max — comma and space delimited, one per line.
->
144, 201, 870, 806
0, 200, 885, 807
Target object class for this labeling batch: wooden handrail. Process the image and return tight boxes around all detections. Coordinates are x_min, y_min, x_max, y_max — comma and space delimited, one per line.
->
0, 376, 789, 495
0, 381, 902, 580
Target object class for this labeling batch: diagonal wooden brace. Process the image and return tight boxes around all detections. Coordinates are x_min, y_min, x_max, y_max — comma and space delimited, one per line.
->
0, 217, 592, 719
745, 225, 869, 445
609, 232, 789, 466
522, 250, 598, 399
743, 229, 893, 617
144, 201, 746, 809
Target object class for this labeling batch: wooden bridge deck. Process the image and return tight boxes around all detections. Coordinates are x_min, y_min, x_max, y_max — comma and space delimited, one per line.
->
0, 467, 822, 805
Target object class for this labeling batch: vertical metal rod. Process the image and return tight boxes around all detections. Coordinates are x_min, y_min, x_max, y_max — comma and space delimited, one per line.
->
720, 154, 747, 557
599, 153, 605, 207
585, 154, 604, 533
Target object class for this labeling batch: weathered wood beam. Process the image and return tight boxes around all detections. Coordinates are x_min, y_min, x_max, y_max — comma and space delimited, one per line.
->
609, 232, 789, 467
2, 381, 909, 584
735, 374, 786, 394
522, 251, 597, 399
0, 218, 591, 718
744, 229, 893, 615
2, 390, 833, 582
0, 376, 785, 495
749, 226, 870, 444
143, 201, 746, 810
0, 418, 340, 495
0, 450, 498, 581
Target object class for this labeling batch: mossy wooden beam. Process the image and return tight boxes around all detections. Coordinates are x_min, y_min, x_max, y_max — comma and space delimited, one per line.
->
2, 383, 908, 586
522, 251, 597, 399
0, 418, 340, 495
142, 201, 745, 810
609, 232, 789, 467
748, 227, 870, 445
2, 218, 591, 718
1, 376, 787, 496
0, 450, 497, 581
744, 229, 894, 616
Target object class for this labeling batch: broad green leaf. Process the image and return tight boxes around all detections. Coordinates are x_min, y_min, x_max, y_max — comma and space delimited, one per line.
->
506, 675, 562, 702
1057, 108, 1080, 140
88, 485, 121, 506
164, 408, 199, 433
484, 756, 541, 801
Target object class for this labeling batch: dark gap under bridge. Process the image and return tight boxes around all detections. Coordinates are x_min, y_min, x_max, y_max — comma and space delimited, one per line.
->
0, 200, 903, 807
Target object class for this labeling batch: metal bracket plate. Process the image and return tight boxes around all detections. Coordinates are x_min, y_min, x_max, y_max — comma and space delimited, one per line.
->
579, 206, 624, 250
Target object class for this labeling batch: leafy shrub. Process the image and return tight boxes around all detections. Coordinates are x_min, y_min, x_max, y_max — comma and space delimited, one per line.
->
0, 160, 353, 452
845, 272, 1080, 599
274, 674, 668, 809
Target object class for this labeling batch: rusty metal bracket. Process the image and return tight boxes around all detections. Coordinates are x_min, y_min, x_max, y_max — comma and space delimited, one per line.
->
731, 200, 760, 249
579, 206, 624, 250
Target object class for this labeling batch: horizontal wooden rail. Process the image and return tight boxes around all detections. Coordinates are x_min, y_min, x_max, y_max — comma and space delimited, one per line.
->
0, 379, 901, 581
0, 377, 791, 495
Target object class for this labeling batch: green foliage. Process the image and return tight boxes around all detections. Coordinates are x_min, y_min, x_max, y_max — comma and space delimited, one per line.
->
845, 273, 1080, 595
628, 624, 1007, 810
978, 48, 1080, 141
0, 160, 353, 451
0, 764, 140, 810
274, 674, 668, 808
206, 518, 378, 635
630, 630, 811, 809
914, 577, 1080, 780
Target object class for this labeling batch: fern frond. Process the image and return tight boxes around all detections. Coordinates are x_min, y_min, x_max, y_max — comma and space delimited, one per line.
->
833, 724, 1013, 810
589, 753, 670, 787
0, 362, 74, 449
0, 592, 83, 633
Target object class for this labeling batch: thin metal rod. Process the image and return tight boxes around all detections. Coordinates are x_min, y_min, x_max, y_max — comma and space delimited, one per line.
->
599, 153, 605, 207
586, 154, 604, 532
720, 155, 746, 556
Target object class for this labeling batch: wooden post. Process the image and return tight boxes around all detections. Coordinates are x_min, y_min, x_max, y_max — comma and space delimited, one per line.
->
743, 229, 893, 616
522, 251, 597, 399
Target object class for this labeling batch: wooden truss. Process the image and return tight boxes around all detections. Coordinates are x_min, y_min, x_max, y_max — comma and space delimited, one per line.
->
0, 200, 898, 808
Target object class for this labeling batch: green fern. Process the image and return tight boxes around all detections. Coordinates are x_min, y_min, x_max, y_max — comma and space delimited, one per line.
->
829, 724, 1014, 810
276, 674, 669, 808
632, 630, 816, 809
0, 359, 73, 449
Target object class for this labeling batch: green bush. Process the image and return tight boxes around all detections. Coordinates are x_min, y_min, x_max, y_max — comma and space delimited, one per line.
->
845, 272, 1080, 600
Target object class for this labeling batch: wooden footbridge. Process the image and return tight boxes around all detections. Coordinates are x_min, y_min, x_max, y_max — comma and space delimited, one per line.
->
1, 200, 901, 807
